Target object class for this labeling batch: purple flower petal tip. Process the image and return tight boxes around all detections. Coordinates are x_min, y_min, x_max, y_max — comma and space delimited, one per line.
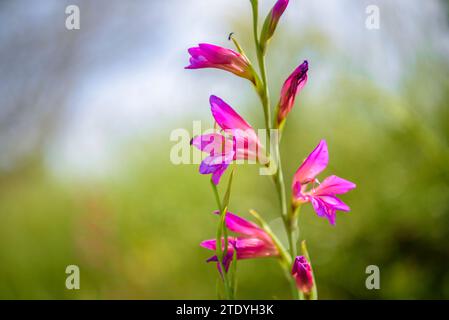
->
292, 256, 314, 293
185, 43, 254, 81
276, 60, 309, 126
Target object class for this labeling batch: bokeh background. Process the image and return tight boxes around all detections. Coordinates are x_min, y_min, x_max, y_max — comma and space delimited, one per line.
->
1, 0, 449, 299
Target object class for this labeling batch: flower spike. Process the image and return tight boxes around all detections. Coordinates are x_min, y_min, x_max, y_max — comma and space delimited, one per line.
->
260, 0, 290, 54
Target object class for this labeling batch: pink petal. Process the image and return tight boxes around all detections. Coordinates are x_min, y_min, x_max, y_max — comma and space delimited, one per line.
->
293, 140, 328, 186
210, 95, 253, 132
201, 237, 276, 259
232, 130, 263, 162
185, 44, 253, 81
202, 237, 277, 273
314, 175, 356, 196
227, 212, 271, 242
198, 43, 237, 65
200, 237, 237, 252
292, 181, 303, 199
233, 237, 277, 259
272, 0, 289, 21
318, 195, 350, 212
211, 165, 229, 185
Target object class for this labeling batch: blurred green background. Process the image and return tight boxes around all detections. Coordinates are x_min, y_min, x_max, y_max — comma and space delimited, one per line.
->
0, 0, 449, 299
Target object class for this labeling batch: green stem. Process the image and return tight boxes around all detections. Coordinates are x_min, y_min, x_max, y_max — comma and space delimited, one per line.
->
250, 0, 271, 136
250, 0, 298, 299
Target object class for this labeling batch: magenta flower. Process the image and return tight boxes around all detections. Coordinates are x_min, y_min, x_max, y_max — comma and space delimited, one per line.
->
276, 60, 309, 128
260, 0, 290, 52
292, 256, 314, 294
191, 95, 266, 184
201, 211, 278, 272
185, 43, 255, 82
291, 140, 356, 225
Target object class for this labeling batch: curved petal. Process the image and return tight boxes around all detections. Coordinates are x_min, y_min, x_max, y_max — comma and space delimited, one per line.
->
210, 95, 252, 132
293, 139, 328, 186
211, 211, 273, 244
260, 0, 289, 50
314, 175, 356, 196
198, 43, 238, 65
310, 196, 336, 225
233, 237, 277, 259
277, 60, 308, 126
185, 44, 253, 81
292, 181, 303, 199
232, 129, 262, 162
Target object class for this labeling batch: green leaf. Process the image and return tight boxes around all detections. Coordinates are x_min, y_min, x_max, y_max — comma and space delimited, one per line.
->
221, 167, 235, 209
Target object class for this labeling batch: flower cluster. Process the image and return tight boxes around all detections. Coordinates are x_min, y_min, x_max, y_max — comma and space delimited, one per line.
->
185, 0, 355, 299
201, 211, 278, 272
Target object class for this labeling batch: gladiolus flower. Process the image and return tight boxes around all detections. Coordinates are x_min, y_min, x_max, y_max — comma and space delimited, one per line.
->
185, 43, 255, 83
191, 95, 267, 184
276, 60, 308, 128
292, 256, 314, 294
292, 140, 356, 225
260, 0, 289, 53
201, 211, 278, 272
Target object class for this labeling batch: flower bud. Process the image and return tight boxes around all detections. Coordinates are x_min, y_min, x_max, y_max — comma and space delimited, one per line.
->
259, 0, 289, 54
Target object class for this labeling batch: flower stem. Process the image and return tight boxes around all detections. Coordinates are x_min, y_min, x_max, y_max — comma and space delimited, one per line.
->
211, 180, 232, 300
250, 0, 299, 299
